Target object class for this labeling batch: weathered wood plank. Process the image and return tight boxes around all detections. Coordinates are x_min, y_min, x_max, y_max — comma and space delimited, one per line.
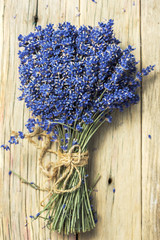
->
79, 0, 141, 239
0, 0, 38, 240
141, 0, 160, 239
37, 1, 79, 240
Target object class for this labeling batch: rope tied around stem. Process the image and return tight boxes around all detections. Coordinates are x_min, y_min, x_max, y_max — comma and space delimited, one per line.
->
40, 144, 89, 194
11, 127, 89, 202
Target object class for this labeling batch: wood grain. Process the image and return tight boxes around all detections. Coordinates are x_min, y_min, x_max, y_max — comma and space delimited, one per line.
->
79, 0, 141, 240
0, 0, 159, 239
0, 1, 37, 240
141, 0, 160, 239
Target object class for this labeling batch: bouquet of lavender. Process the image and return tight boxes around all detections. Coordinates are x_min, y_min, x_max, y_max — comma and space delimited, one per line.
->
1, 20, 154, 234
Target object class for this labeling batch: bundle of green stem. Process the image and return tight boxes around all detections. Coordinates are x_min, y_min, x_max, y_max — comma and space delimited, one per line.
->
11, 111, 104, 234
36, 112, 104, 233
13, 167, 99, 234
36, 168, 100, 234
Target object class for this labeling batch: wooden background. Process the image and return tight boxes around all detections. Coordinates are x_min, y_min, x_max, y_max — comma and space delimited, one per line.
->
0, 0, 159, 239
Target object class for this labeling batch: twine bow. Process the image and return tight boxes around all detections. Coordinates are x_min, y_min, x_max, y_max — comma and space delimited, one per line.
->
40, 144, 89, 194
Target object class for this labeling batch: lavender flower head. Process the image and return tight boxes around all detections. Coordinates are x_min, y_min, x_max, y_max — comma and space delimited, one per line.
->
13, 20, 155, 150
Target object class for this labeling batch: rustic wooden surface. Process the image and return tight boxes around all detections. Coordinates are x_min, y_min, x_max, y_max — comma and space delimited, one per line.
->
0, 0, 159, 239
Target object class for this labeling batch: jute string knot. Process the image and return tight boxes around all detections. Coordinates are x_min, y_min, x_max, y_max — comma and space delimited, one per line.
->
40, 144, 89, 194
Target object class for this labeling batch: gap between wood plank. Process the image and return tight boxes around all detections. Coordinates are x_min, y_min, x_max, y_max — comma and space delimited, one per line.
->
139, 0, 142, 240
